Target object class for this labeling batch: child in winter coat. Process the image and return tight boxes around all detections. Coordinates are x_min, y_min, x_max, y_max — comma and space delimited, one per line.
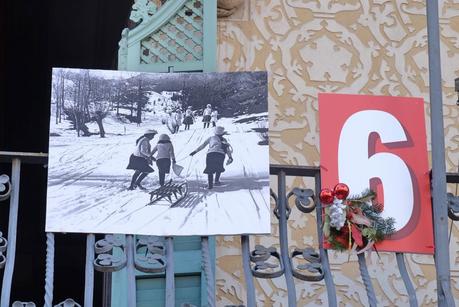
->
183, 106, 194, 130
189, 126, 233, 189
127, 129, 158, 190
202, 104, 212, 128
175, 109, 183, 133
211, 110, 218, 127
151, 134, 176, 186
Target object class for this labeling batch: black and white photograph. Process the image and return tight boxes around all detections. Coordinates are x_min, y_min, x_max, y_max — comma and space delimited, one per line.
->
45, 68, 270, 236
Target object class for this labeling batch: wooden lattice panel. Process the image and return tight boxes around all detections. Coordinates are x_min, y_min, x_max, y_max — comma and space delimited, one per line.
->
140, 0, 203, 64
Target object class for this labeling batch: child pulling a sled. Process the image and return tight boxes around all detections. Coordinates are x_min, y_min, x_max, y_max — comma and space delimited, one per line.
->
127, 129, 158, 190
151, 134, 176, 186
189, 126, 233, 189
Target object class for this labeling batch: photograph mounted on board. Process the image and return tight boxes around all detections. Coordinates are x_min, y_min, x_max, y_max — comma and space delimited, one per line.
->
45, 68, 270, 236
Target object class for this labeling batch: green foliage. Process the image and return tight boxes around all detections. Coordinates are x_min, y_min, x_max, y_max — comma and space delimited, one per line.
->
360, 202, 396, 241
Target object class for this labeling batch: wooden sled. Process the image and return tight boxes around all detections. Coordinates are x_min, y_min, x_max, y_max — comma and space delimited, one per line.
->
147, 180, 188, 207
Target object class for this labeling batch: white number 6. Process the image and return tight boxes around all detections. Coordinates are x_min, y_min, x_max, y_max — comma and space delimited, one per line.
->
338, 110, 413, 231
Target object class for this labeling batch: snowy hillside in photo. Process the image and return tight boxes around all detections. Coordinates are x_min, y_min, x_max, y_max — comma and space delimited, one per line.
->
45, 69, 270, 236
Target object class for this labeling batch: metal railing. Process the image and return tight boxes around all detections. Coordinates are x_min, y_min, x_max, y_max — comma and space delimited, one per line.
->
0, 151, 216, 307
0, 153, 458, 306
238, 164, 420, 307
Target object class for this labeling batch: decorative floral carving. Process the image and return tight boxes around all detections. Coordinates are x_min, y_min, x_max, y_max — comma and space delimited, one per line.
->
54, 299, 81, 307
0, 232, 7, 269
217, 0, 244, 18
288, 187, 315, 213
291, 247, 324, 281
250, 245, 283, 278
217, 1, 459, 305
0, 174, 11, 201
94, 235, 126, 272
11, 302, 35, 307
135, 236, 167, 273
129, 0, 159, 28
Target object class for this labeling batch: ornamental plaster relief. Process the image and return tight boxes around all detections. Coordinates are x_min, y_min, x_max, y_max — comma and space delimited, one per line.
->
217, 0, 459, 305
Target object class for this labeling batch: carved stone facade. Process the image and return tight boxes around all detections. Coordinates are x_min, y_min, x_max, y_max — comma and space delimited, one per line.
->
216, 1, 459, 305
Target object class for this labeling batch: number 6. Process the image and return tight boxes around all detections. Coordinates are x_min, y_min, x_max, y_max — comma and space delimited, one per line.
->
338, 110, 413, 231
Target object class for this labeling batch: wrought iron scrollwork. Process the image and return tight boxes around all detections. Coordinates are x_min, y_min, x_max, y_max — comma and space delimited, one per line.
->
287, 188, 315, 213
12, 302, 36, 307
291, 247, 324, 281
249, 245, 284, 278
267, 187, 320, 281
54, 298, 81, 307
0, 174, 12, 201
447, 192, 459, 220
273, 187, 315, 219
135, 236, 167, 273
0, 231, 7, 269
94, 235, 127, 272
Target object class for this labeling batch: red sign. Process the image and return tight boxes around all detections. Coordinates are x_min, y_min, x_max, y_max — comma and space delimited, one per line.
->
319, 93, 434, 254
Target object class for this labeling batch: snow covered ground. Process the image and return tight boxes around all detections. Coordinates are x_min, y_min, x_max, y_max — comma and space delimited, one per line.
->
46, 101, 270, 236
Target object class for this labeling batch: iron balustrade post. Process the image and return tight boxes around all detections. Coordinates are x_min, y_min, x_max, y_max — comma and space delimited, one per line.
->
84, 234, 95, 307
126, 235, 136, 306
102, 272, 112, 307
44, 233, 55, 307
357, 253, 377, 307
395, 253, 418, 306
241, 235, 256, 307
314, 173, 337, 306
201, 236, 215, 307
277, 171, 297, 306
0, 158, 21, 307
165, 237, 175, 307
425, 1, 454, 306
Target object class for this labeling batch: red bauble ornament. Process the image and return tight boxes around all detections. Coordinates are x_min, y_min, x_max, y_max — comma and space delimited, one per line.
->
333, 183, 350, 200
319, 188, 334, 204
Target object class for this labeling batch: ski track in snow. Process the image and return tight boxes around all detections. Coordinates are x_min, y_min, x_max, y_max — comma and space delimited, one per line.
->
46, 104, 270, 236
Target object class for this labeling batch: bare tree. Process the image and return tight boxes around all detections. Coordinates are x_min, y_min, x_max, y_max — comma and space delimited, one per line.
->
52, 69, 66, 124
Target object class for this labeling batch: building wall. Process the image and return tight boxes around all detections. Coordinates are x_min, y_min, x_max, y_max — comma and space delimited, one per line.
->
216, 1, 459, 305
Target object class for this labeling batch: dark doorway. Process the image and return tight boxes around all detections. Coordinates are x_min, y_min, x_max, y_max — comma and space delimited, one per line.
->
0, 0, 132, 305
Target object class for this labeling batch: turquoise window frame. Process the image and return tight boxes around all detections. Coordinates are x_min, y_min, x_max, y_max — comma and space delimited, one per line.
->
112, 0, 217, 305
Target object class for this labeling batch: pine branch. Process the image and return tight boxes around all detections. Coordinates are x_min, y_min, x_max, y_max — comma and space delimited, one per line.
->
347, 189, 376, 204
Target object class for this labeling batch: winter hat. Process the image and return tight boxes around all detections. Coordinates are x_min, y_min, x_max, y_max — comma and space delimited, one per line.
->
159, 134, 170, 141
214, 126, 227, 136
145, 129, 158, 136
206, 104, 211, 108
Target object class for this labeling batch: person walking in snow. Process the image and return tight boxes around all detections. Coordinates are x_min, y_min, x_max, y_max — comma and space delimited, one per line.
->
202, 104, 212, 128
183, 106, 194, 130
151, 134, 176, 186
174, 109, 183, 133
126, 129, 158, 190
189, 126, 233, 189
211, 109, 218, 127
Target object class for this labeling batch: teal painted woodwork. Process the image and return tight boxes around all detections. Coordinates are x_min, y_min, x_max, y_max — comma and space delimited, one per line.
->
111, 237, 215, 307
118, 0, 216, 73
113, 1, 217, 305
137, 275, 201, 307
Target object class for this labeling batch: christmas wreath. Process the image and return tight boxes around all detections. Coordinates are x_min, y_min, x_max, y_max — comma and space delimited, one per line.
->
320, 183, 396, 252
